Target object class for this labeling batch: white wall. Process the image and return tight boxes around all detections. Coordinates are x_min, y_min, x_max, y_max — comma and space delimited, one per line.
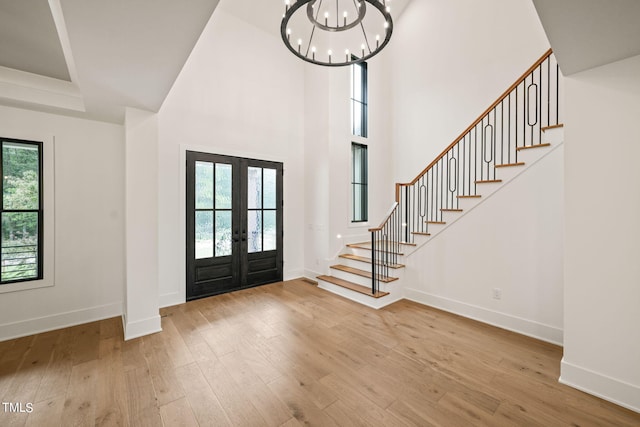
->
157, 9, 306, 306
390, 0, 551, 184
404, 144, 565, 344
303, 47, 394, 277
0, 105, 125, 341
562, 54, 640, 412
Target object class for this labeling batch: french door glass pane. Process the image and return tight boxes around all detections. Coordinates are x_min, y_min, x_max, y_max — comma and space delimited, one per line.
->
215, 163, 232, 209
195, 162, 213, 209
247, 167, 262, 209
195, 211, 213, 259
263, 168, 276, 209
1, 212, 39, 281
248, 210, 262, 253
215, 211, 232, 257
263, 210, 276, 251
3, 142, 40, 210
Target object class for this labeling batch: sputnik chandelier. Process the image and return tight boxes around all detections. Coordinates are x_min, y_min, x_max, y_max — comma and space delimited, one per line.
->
281, 0, 394, 66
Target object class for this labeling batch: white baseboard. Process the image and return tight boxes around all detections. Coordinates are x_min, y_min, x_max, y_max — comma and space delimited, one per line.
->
303, 269, 323, 279
0, 302, 123, 342
159, 291, 182, 308
284, 269, 305, 281
404, 288, 563, 345
560, 359, 640, 414
124, 314, 162, 341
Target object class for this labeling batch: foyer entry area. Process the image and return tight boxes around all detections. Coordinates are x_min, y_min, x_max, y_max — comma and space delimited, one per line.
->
186, 152, 283, 300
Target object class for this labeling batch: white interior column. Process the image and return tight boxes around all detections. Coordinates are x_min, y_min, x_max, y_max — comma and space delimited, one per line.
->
123, 107, 161, 340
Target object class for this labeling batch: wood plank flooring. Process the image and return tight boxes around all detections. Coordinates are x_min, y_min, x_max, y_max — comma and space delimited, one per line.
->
0, 279, 638, 426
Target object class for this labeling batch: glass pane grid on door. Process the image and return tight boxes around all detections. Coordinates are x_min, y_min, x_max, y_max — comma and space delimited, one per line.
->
195, 161, 233, 259
247, 167, 277, 254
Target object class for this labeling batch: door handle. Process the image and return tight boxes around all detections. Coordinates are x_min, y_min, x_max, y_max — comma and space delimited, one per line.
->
241, 230, 247, 242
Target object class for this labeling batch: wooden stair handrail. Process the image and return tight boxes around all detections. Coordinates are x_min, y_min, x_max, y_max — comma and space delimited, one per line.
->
396, 48, 554, 198
369, 202, 398, 232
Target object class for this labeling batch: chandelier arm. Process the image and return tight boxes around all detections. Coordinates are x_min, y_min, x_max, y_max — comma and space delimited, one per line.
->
305, 24, 317, 57
336, 0, 339, 27
315, 0, 325, 20
360, 21, 372, 55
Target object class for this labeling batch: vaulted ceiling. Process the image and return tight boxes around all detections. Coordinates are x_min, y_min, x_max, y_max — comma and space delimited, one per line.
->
0, 0, 220, 123
0, 0, 413, 124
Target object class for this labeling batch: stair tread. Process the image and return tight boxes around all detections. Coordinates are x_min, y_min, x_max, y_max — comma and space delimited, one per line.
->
427, 221, 446, 225
495, 162, 525, 168
330, 265, 398, 283
441, 208, 463, 212
346, 243, 404, 255
338, 254, 404, 269
476, 179, 503, 184
541, 123, 563, 132
411, 232, 431, 236
317, 275, 390, 298
517, 143, 551, 151
458, 195, 481, 199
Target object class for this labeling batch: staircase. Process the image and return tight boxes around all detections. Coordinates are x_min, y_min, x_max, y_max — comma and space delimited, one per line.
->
317, 49, 563, 308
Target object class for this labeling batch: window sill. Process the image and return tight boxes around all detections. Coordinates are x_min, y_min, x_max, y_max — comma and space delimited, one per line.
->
0, 278, 54, 294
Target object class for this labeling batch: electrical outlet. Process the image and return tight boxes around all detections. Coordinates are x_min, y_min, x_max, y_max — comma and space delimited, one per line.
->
492, 288, 502, 300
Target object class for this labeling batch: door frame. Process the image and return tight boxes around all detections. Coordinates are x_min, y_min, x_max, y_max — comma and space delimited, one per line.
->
182, 149, 284, 306
174, 145, 286, 306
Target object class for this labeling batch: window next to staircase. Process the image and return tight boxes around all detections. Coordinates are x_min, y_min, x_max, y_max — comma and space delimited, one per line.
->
351, 142, 368, 223
0, 138, 43, 284
351, 57, 368, 138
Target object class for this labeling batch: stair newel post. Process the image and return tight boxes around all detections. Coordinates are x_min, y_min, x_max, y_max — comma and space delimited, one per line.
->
371, 230, 376, 295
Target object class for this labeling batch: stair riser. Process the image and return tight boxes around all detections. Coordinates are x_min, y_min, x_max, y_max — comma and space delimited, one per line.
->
517, 144, 553, 165
338, 257, 374, 270
543, 127, 564, 144
317, 280, 398, 309
330, 267, 397, 290
347, 246, 406, 260
331, 268, 373, 287
494, 165, 522, 182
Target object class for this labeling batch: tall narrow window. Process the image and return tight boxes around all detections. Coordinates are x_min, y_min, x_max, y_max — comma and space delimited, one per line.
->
351, 58, 368, 138
0, 138, 43, 284
352, 143, 368, 222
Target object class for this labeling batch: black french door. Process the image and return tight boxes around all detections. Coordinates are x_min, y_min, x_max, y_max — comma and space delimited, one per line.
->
186, 152, 283, 300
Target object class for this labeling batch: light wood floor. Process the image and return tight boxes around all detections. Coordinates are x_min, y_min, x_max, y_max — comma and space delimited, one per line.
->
0, 279, 638, 426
